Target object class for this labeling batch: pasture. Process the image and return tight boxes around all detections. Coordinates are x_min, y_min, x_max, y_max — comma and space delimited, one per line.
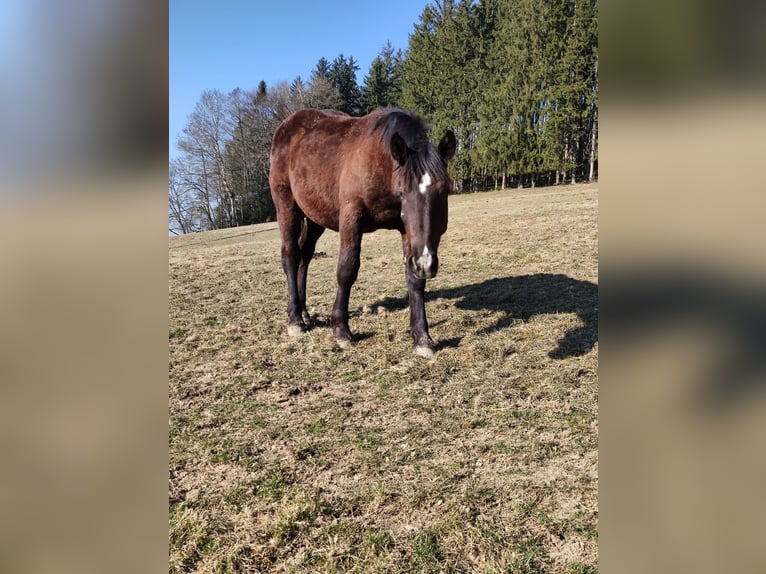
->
169, 183, 598, 573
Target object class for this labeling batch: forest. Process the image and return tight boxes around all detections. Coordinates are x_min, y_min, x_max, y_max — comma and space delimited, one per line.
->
169, 0, 597, 235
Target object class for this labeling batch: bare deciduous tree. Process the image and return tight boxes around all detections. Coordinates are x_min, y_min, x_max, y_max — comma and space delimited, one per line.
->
170, 73, 346, 234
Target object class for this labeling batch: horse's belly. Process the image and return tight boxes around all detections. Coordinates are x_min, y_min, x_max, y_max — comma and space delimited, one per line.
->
291, 183, 340, 231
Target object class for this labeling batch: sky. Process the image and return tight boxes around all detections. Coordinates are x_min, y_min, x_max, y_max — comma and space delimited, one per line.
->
170, 0, 430, 159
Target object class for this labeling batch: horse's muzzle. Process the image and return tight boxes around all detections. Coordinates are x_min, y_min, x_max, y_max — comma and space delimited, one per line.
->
408, 247, 438, 280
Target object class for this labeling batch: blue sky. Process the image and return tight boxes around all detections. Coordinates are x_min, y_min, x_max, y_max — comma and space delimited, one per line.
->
170, 0, 430, 159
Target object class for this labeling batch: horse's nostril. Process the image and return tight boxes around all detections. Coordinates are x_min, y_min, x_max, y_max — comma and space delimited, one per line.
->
415, 246, 434, 273
408, 258, 437, 280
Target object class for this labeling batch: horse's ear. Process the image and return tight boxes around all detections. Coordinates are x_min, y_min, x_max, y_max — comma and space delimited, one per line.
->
438, 130, 456, 163
390, 132, 409, 166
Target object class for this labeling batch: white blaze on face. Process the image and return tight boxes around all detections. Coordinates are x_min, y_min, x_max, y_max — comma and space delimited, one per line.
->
417, 245, 433, 271
418, 172, 432, 194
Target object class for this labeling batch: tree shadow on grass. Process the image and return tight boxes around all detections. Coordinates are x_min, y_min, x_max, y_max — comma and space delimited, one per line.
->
371, 273, 598, 360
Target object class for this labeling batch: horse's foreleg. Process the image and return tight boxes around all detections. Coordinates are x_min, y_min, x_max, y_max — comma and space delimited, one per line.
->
402, 236, 435, 357
405, 266, 435, 357
332, 223, 361, 349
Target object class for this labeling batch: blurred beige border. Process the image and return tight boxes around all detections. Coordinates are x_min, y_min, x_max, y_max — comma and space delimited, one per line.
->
601, 92, 766, 573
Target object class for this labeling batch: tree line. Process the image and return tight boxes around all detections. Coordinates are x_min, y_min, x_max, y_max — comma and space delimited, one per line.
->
170, 0, 597, 234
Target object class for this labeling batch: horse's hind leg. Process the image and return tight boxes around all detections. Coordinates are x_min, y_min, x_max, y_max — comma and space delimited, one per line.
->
274, 192, 306, 337
297, 218, 325, 325
332, 218, 362, 349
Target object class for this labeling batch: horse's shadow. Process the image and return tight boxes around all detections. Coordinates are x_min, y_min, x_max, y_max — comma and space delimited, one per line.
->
371, 273, 598, 359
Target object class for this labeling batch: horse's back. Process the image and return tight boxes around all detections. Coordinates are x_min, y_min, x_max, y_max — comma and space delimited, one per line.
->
271, 109, 352, 154
271, 109, 355, 183
270, 109, 383, 230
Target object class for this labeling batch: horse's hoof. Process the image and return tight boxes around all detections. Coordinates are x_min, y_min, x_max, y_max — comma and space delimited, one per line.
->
413, 344, 435, 358
335, 337, 352, 350
287, 324, 305, 337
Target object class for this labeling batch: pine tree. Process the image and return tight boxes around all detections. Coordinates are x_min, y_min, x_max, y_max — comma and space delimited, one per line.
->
329, 54, 361, 115
311, 57, 331, 82
384, 42, 404, 106
360, 58, 389, 114
360, 43, 404, 113
256, 80, 267, 100
398, 0, 598, 190
401, 0, 494, 190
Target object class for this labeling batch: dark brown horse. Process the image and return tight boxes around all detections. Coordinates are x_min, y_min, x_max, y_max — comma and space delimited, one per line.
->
269, 107, 456, 357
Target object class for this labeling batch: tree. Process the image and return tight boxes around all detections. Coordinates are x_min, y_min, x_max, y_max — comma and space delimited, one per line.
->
495, 0, 550, 187
311, 57, 332, 82
224, 87, 274, 225
360, 42, 404, 113
304, 76, 343, 110
290, 76, 307, 103
287, 72, 343, 111
256, 80, 267, 100
168, 160, 200, 234
360, 57, 390, 114
329, 54, 361, 115
398, 0, 597, 191
175, 89, 235, 229
402, 0, 495, 190
172, 86, 276, 232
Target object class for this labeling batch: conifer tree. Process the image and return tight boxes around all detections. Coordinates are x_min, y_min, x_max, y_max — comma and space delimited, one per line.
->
360, 42, 404, 113
311, 57, 331, 82
329, 54, 361, 115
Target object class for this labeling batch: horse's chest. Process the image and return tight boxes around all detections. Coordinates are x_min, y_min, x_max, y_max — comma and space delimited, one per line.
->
361, 200, 402, 232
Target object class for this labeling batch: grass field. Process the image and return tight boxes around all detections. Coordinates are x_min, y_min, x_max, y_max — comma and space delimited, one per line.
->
169, 183, 598, 573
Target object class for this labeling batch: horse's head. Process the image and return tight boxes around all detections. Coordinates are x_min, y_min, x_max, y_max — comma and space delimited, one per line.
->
390, 129, 456, 280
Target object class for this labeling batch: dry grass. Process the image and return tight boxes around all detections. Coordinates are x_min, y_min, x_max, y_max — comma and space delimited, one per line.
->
169, 183, 598, 573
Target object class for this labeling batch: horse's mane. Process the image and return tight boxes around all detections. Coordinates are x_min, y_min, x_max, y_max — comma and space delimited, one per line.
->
373, 107, 449, 185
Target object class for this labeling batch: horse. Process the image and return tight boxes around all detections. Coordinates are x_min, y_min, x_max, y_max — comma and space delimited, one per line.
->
269, 107, 456, 357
